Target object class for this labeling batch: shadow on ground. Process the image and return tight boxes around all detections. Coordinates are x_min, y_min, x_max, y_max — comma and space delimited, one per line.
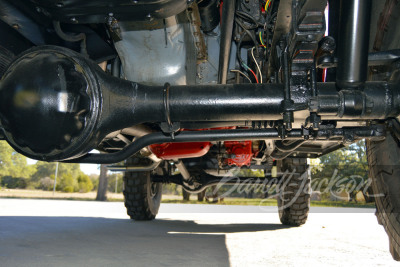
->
0, 216, 292, 267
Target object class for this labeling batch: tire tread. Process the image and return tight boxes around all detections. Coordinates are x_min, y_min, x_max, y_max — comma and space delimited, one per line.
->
277, 158, 310, 226
123, 158, 162, 221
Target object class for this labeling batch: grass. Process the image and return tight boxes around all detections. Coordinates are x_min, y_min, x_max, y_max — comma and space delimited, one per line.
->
162, 198, 375, 208
0, 189, 375, 208
310, 200, 375, 208
162, 198, 277, 206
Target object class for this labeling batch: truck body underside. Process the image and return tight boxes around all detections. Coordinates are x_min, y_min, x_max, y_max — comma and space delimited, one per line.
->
0, 0, 398, 189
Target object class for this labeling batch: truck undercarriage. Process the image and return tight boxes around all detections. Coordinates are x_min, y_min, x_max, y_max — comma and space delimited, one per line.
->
0, 0, 400, 260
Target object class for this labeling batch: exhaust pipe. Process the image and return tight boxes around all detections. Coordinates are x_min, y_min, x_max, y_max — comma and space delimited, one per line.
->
0, 46, 399, 162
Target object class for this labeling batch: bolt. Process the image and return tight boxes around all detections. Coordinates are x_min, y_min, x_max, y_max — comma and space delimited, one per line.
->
55, 2, 63, 8
285, 122, 292, 131
12, 24, 19, 30
366, 100, 374, 114
36, 7, 41, 13
146, 13, 153, 21
320, 36, 336, 53
70, 17, 78, 23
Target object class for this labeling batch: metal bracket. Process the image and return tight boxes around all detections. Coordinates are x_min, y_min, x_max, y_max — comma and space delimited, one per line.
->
280, 37, 294, 130
317, 50, 400, 69
107, 13, 122, 42
162, 83, 180, 139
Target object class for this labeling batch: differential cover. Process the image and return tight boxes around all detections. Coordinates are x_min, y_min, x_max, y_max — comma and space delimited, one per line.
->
0, 47, 99, 161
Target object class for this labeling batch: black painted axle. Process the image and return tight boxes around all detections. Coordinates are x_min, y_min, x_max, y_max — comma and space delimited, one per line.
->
0, 46, 399, 162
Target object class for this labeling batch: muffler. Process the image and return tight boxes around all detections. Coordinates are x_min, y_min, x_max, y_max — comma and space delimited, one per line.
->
0, 46, 399, 162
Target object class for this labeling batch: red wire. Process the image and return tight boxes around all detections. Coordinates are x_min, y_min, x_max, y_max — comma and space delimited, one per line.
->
248, 68, 259, 84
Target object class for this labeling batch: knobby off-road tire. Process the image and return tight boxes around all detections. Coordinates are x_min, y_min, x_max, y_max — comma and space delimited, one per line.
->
182, 188, 190, 201
123, 158, 162, 220
197, 190, 206, 202
277, 158, 311, 226
367, 132, 400, 260
366, 0, 400, 260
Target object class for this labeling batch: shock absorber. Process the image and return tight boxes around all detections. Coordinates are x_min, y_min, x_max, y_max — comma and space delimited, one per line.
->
336, 0, 372, 89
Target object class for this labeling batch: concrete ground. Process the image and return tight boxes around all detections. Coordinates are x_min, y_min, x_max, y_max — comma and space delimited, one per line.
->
0, 198, 397, 266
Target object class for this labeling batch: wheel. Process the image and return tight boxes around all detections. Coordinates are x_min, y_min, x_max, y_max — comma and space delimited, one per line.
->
197, 190, 205, 201
367, 129, 400, 260
123, 157, 162, 220
182, 188, 190, 201
366, 1, 400, 259
277, 158, 311, 226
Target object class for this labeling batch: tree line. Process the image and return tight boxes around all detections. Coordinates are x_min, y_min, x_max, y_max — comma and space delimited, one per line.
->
310, 140, 370, 201
0, 141, 123, 193
1, 139, 370, 201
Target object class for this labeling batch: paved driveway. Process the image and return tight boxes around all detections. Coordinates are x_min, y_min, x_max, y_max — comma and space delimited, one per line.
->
0, 199, 396, 266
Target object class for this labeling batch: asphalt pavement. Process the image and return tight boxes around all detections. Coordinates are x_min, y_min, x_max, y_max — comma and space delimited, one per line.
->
0, 198, 397, 266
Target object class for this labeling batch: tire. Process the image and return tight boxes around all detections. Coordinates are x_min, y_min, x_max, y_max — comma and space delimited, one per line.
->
182, 188, 190, 201
367, 131, 400, 261
277, 158, 311, 226
366, 1, 400, 259
123, 158, 162, 220
197, 190, 205, 201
